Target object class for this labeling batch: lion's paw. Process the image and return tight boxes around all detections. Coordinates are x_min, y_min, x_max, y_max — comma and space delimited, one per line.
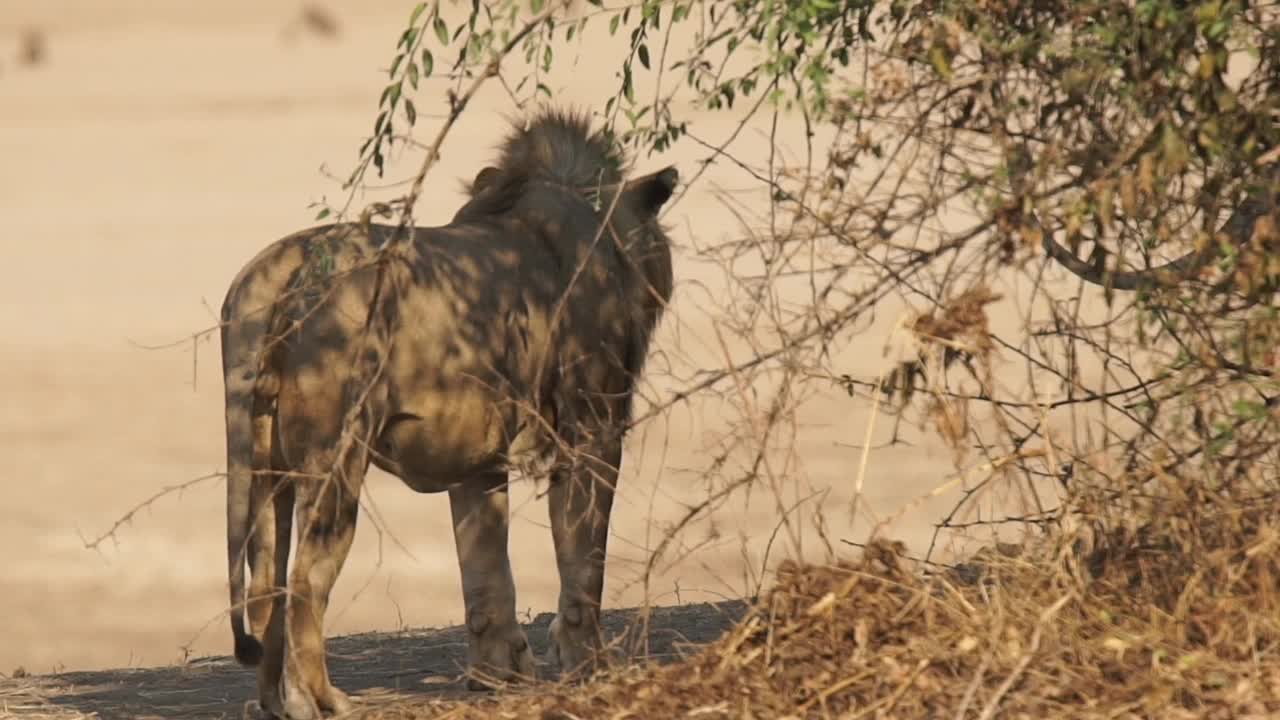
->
546, 612, 616, 682
465, 625, 537, 690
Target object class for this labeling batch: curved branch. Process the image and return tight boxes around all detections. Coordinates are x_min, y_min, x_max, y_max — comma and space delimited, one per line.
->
1037, 175, 1276, 291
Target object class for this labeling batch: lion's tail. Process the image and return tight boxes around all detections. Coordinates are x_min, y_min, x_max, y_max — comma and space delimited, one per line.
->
224, 394, 263, 666
221, 303, 269, 667
219, 242, 298, 667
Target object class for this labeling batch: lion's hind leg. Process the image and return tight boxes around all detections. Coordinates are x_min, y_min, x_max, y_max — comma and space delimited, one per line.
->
246, 399, 292, 638
247, 409, 297, 718
276, 435, 369, 719
237, 396, 299, 718
448, 472, 537, 690
546, 429, 623, 681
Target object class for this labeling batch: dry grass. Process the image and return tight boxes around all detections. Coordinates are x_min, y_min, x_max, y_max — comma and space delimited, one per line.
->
0, 682, 89, 720
362, 469, 1280, 720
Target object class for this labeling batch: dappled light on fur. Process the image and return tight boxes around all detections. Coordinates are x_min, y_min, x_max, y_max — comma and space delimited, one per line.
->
219, 107, 678, 716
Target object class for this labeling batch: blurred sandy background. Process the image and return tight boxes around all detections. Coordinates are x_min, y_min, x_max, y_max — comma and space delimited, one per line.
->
0, 1, 1062, 674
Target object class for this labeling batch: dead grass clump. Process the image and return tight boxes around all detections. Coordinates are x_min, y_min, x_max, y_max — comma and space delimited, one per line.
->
365, 468, 1280, 719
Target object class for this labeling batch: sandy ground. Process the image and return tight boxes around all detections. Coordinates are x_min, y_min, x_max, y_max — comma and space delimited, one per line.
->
0, 0, 1064, 675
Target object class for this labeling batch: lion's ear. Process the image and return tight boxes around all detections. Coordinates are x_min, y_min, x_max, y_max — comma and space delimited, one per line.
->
629, 166, 679, 214
469, 166, 502, 194
655, 166, 679, 201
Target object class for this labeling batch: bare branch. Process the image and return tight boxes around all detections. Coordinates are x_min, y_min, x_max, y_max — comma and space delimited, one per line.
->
1036, 190, 1276, 291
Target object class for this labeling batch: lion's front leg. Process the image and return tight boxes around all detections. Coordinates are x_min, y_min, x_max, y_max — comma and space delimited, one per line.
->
546, 433, 621, 680
449, 472, 536, 690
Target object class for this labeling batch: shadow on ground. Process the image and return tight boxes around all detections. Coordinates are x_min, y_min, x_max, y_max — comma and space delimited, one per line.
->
2, 599, 750, 719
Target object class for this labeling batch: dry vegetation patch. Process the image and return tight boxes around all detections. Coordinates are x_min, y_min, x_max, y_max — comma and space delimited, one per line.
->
366, 474, 1280, 720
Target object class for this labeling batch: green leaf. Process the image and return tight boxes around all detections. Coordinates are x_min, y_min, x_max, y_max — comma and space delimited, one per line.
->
389, 53, 404, 78
531, 0, 545, 13
316, 207, 331, 220
434, 16, 449, 45
386, 81, 402, 108
405, 99, 417, 126
407, 61, 420, 89
1233, 400, 1269, 421
928, 43, 953, 80
409, 2, 428, 26
1207, 17, 1229, 40
609, 14, 621, 35
638, 43, 650, 69
543, 44, 553, 72
537, 82, 552, 98
468, 33, 486, 62
421, 48, 434, 76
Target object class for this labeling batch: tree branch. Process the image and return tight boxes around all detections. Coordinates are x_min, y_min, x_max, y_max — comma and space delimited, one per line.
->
1037, 175, 1276, 291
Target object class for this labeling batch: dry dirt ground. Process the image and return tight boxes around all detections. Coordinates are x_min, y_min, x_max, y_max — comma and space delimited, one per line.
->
0, 0, 1066, 692
0, 599, 749, 719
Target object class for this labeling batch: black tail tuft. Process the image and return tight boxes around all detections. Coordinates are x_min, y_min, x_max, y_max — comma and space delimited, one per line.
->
234, 631, 264, 667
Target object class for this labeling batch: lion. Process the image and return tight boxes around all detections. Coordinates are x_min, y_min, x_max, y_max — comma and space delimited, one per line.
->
218, 109, 677, 719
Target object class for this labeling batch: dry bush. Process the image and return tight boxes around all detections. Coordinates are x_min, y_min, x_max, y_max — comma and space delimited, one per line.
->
359, 467, 1280, 718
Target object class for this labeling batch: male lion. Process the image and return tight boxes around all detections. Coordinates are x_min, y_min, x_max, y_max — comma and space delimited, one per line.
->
219, 109, 677, 719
